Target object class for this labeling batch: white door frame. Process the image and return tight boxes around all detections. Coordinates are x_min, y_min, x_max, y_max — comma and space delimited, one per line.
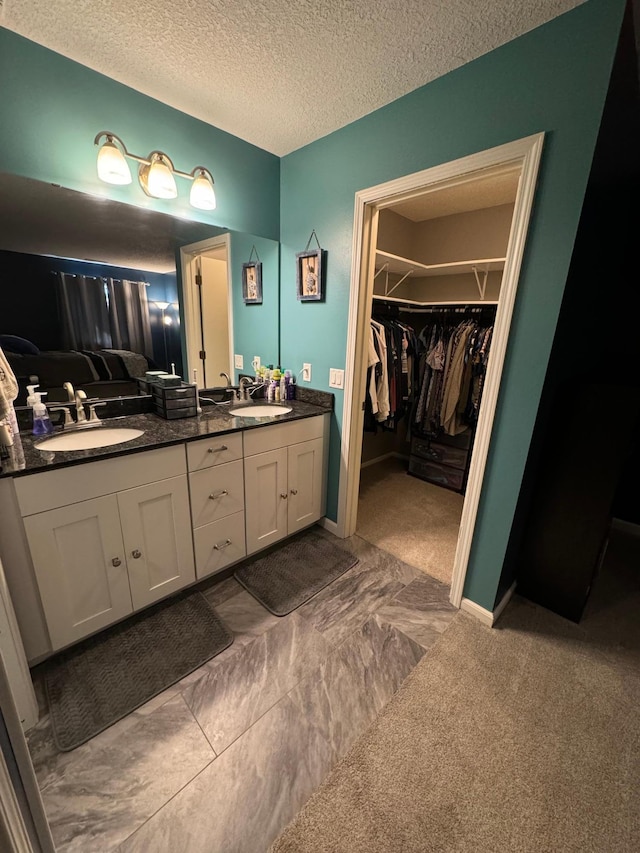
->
179, 233, 233, 388
337, 133, 544, 609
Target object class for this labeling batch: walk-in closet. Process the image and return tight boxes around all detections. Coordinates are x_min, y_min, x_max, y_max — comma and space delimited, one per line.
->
357, 167, 519, 586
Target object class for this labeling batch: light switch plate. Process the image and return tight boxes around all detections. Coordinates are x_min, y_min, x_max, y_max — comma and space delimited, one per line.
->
234, 354, 244, 369
329, 368, 344, 389
252, 356, 261, 371
302, 363, 311, 382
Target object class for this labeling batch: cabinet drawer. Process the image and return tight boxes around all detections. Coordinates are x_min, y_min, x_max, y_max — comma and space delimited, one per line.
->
412, 438, 468, 470
194, 511, 246, 579
243, 414, 327, 457
189, 460, 245, 528
186, 432, 243, 472
408, 457, 465, 492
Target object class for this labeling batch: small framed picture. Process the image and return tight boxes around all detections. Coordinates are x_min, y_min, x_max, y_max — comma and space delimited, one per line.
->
296, 249, 325, 301
242, 262, 263, 304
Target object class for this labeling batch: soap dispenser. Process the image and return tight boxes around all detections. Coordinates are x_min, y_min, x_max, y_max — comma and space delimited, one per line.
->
32, 392, 54, 436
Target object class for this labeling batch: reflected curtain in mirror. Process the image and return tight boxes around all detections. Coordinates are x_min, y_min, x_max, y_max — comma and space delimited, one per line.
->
106, 279, 153, 357
56, 273, 112, 350
55, 273, 152, 357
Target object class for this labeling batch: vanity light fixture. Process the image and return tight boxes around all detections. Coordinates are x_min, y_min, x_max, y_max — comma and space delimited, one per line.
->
94, 132, 216, 210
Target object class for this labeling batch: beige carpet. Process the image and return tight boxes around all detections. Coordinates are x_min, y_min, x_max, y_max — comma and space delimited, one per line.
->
357, 457, 463, 585
271, 528, 640, 853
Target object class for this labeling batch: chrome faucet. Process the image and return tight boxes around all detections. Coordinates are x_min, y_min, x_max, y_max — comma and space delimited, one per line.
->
219, 372, 232, 387
75, 389, 88, 423
238, 377, 256, 401
63, 381, 75, 403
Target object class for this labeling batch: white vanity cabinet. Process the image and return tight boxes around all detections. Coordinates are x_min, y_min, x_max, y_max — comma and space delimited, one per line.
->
13, 445, 194, 651
23, 495, 132, 650
243, 415, 329, 554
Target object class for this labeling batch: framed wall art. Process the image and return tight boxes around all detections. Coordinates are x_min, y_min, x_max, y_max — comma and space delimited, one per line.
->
296, 232, 326, 302
242, 259, 262, 304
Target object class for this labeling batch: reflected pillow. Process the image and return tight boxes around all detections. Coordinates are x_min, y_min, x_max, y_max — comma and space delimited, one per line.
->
0, 334, 40, 355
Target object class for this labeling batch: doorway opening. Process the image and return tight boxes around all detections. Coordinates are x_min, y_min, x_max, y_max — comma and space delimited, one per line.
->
338, 135, 544, 612
180, 234, 233, 389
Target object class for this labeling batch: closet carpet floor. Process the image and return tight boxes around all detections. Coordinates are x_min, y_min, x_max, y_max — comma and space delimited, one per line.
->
26, 529, 456, 853
357, 456, 464, 586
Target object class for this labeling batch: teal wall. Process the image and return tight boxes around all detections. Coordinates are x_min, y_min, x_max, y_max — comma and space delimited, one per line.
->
229, 231, 280, 380
0, 28, 280, 240
280, 0, 625, 609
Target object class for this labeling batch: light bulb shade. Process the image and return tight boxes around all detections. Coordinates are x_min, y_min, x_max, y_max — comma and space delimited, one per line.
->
97, 140, 132, 185
190, 170, 216, 210
140, 154, 177, 199
154, 301, 170, 310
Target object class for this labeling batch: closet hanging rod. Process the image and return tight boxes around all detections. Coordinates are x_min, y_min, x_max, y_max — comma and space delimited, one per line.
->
372, 294, 498, 308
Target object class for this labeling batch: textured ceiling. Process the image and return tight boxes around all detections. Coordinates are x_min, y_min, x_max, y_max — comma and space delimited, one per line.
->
389, 168, 520, 221
3, 0, 583, 155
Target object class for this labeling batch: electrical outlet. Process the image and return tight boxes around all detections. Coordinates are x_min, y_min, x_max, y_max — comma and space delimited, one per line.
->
234, 354, 244, 369
302, 363, 312, 382
329, 368, 344, 389
252, 356, 261, 372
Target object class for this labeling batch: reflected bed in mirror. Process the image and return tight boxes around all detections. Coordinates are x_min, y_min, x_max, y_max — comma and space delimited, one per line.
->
0, 172, 227, 403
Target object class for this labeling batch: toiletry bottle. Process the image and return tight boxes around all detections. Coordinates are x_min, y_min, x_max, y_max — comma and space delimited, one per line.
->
26, 384, 40, 410
279, 373, 286, 402
289, 375, 296, 400
284, 370, 291, 400
32, 393, 54, 436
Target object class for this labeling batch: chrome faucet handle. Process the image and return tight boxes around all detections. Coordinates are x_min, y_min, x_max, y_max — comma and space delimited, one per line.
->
49, 406, 73, 427
87, 401, 107, 423
238, 376, 254, 401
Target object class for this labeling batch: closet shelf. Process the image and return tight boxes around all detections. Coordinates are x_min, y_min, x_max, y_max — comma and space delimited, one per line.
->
372, 294, 498, 308
375, 250, 505, 278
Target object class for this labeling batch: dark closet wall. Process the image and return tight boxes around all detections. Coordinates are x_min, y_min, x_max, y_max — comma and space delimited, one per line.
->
498, 1, 640, 617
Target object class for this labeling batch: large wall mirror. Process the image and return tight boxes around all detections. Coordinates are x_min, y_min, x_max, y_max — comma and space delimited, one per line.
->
0, 172, 279, 403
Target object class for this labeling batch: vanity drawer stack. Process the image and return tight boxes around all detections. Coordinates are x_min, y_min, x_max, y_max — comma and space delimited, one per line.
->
408, 430, 472, 494
187, 432, 246, 578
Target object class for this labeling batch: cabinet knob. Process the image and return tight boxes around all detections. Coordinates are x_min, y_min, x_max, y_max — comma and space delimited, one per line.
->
209, 489, 228, 500
111, 557, 122, 567
207, 444, 228, 454
280, 493, 288, 500
290, 489, 298, 495
213, 539, 232, 551
131, 549, 142, 559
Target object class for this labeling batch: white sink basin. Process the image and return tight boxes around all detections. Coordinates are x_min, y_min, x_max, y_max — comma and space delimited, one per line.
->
35, 428, 144, 452
229, 404, 292, 418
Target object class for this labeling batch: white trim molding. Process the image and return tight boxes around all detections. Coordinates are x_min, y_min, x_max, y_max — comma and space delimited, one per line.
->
337, 133, 545, 610
461, 582, 516, 627
317, 517, 339, 535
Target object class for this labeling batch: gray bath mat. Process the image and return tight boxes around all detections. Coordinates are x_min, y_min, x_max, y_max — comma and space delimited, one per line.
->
234, 530, 359, 616
45, 591, 233, 751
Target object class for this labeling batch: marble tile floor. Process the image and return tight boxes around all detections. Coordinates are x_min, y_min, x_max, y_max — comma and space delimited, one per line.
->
27, 530, 457, 853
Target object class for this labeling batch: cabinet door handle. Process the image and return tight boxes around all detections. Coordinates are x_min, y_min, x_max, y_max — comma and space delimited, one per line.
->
208, 489, 228, 500
207, 444, 228, 454
131, 549, 142, 559
111, 557, 122, 567
290, 489, 298, 495
213, 539, 232, 551
280, 492, 288, 500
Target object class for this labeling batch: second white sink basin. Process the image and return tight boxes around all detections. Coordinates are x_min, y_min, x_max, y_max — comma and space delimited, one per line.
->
229, 404, 292, 418
35, 428, 144, 452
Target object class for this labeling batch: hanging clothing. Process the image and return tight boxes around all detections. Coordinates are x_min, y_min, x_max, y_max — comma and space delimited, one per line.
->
414, 310, 495, 437
364, 314, 418, 432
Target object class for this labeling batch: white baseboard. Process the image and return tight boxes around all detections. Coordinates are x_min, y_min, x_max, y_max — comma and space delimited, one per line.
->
612, 518, 640, 537
460, 597, 494, 626
360, 452, 394, 469
460, 582, 516, 627
317, 517, 339, 535
360, 451, 410, 470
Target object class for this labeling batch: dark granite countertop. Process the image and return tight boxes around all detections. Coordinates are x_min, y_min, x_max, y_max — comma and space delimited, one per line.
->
0, 399, 331, 479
